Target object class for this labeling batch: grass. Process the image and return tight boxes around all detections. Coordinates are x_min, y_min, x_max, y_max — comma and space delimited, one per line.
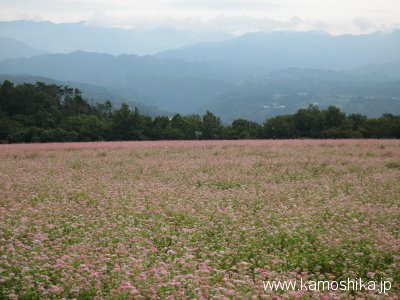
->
385, 161, 400, 169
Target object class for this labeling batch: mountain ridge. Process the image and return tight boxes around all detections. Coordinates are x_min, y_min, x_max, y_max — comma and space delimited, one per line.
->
0, 36, 46, 61
0, 20, 234, 55
155, 29, 400, 72
1, 35, 400, 121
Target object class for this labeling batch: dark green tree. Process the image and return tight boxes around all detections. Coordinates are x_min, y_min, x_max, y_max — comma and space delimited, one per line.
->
263, 115, 298, 138
230, 119, 262, 139
293, 104, 324, 137
183, 114, 202, 139
324, 106, 346, 128
201, 111, 223, 139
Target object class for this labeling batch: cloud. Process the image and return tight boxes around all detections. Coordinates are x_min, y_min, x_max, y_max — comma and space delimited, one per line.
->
84, 13, 326, 35
168, 0, 280, 10
200, 15, 308, 34
1, 0, 400, 35
352, 16, 400, 34
85, 12, 120, 27
353, 17, 376, 32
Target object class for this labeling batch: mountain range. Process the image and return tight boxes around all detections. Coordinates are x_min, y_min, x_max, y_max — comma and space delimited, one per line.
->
0, 20, 233, 56
0, 51, 239, 113
156, 30, 400, 72
1, 21, 400, 122
0, 37, 46, 61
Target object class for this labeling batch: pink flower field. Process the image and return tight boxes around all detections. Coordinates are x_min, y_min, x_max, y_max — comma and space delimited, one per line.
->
0, 140, 399, 299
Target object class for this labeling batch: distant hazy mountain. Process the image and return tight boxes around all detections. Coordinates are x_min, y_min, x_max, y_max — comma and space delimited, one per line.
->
1, 51, 400, 121
0, 74, 167, 117
350, 62, 400, 80
156, 30, 400, 72
0, 20, 233, 55
199, 68, 400, 122
0, 51, 237, 113
0, 37, 46, 61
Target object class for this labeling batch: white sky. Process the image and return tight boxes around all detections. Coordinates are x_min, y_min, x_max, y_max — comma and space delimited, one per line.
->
0, 0, 399, 34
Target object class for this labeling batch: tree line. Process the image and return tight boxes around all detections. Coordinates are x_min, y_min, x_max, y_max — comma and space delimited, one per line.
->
0, 81, 399, 143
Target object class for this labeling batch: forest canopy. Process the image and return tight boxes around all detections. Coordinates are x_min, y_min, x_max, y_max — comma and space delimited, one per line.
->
0, 80, 399, 143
